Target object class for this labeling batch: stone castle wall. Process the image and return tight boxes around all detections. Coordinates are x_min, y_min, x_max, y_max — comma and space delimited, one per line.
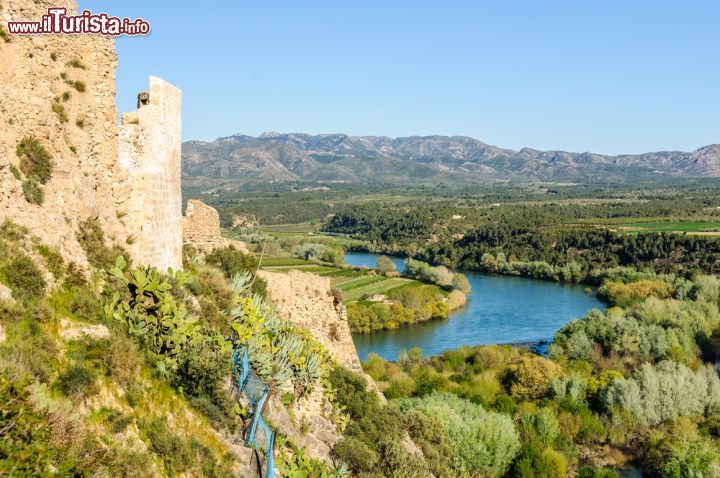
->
118, 77, 183, 271
0, 1, 183, 271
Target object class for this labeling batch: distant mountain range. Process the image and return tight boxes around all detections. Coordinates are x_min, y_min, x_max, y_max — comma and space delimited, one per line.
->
182, 132, 720, 184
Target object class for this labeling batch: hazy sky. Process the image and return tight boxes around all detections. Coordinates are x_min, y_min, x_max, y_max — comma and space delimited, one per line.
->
80, 1, 719, 155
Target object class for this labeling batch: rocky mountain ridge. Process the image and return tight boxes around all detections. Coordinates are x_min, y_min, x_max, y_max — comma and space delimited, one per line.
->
183, 132, 720, 183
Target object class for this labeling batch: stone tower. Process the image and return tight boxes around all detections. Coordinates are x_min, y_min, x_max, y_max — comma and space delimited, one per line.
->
118, 77, 183, 271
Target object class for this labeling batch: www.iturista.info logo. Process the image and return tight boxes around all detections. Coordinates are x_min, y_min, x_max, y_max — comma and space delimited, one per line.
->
7, 8, 150, 36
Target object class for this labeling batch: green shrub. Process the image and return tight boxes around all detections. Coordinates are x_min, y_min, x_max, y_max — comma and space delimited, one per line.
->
374, 439, 432, 478
189, 395, 236, 431
1, 254, 45, 301
63, 263, 88, 289
56, 365, 97, 398
35, 244, 64, 278
502, 355, 562, 400
376, 255, 396, 274
452, 273, 471, 294
411, 366, 446, 397
51, 101, 68, 123
61, 91, 71, 102
0, 315, 59, 382
0, 25, 11, 43
75, 118, 84, 129
73, 80, 86, 93
645, 434, 720, 478
0, 377, 52, 476
171, 341, 230, 404
67, 286, 101, 322
332, 436, 379, 473
517, 408, 561, 449
205, 246, 267, 296
9, 164, 21, 180
22, 180, 43, 205
578, 468, 619, 478
66, 59, 86, 69
76, 219, 126, 270
511, 443, 567, 478
0, 220, 28, 243
292, 242, 344, 264
598, 279, 674, 307
605, 361, 720, 426
396, 392, 520, 477
100, 333, 142, 388
140, 417, 194, 474
16, 136, 53, 184
403, 410, 461, 477
495, 394, 518, 416
385, 377, 416, 399
328, 366, 416, 474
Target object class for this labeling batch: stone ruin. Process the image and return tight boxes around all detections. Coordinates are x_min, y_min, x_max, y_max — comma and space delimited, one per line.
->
182, 199, 249, 255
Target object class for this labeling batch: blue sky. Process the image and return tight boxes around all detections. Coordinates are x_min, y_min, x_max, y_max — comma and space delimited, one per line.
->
81, 1, 719, 155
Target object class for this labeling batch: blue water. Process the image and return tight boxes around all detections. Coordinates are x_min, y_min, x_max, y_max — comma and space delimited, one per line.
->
344, 252, 605, 361
344, 251, 407, 273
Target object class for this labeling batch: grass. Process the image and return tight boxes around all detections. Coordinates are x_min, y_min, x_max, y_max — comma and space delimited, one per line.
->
66, 59, 86, 69
341, 277, 417, 302
16, 135, 53, 184
611, 221, 720, 235
335, 275, 388, 291
52, 101, 68, 123
22, 180, 43, 205
260, 257, 314, 267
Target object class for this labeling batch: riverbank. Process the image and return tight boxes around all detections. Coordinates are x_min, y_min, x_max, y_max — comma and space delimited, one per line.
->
345, 251, 605, 361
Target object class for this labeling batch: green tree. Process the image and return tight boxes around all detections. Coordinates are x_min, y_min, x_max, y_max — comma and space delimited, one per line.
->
376, 255, 396, 274
396, 392, 520, 477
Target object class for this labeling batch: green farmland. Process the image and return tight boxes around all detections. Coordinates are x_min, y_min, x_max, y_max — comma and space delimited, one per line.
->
611, 221, 720, 235
259, 256, 428, 303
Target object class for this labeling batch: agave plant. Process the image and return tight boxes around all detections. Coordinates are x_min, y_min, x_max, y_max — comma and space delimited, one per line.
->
230, 271, 253, 296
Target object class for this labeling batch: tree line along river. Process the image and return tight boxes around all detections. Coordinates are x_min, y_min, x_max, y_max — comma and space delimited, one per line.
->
343, 251, 606, 361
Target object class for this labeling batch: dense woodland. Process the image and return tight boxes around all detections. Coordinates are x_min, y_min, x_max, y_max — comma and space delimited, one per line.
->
187, 180, 720, 226
323, 197, 720, 280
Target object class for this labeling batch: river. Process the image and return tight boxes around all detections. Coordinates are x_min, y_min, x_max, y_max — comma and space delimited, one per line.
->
344, 251, 605, 361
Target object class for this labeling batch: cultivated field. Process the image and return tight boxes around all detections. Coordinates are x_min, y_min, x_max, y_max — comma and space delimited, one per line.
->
609, 221, 720, 235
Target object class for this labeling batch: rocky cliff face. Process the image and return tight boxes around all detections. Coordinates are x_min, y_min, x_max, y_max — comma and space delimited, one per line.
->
0, 0, 125, 267
259, 269, 363, 373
